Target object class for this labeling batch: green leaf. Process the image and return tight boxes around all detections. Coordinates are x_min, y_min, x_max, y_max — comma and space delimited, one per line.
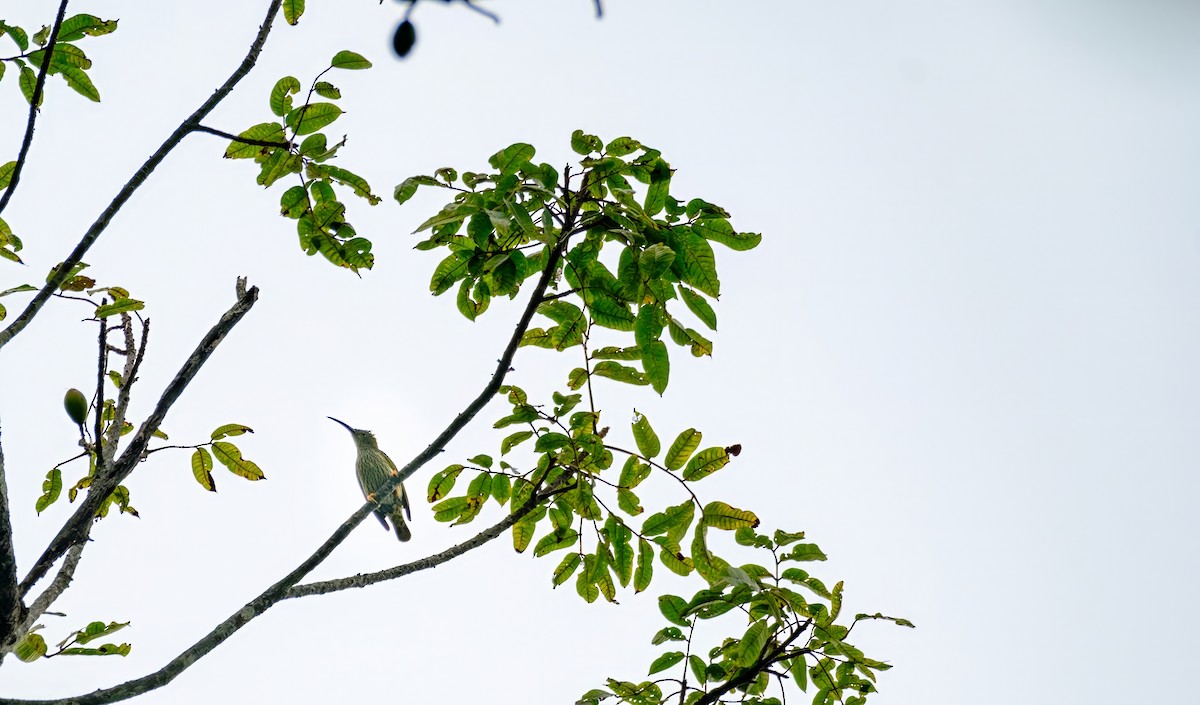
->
283, 0, 305, 25
427, 465, 463, 503
682, 447, 730, 482
634, 538, 654, 593
571, 129, 602, 155
644, 159, 671, 216
610, 523, 634, 587
657, 540, 694, 576
456, 279, 489, 321
94, 298, 144, 319
56, 65, 100, 102
224, 122, 286, 159
331, 50, 372, 70
321, 165, 380, 204
631, 412, 660, 459
534, 432, 571, 452
0, 161, 16, 191
73, 620, 129, 645
638, 243, 675, 280
642, 341, 670, 395
534, 527, 579, 557
18, 65, 42, 107
591, 346, 641, 361
702, 501, 759, 531
786, 656, 809, 692
789, 543, 828, 562
270, 76, 300, 116
605, 136, 641, 157
55, 14, 117, 41
670, 228, 720, 298
664, 429, 701, 471
679, 286, 717, 330
643, 502, 695, 542
210, 423, 252, 440
737, 620, 771, 667
648, 651, 685, 675
1, 22, 30, 51
693, 217, 762, 251
286, 103, 342, 135
210, 441, 265, 481
35, 468, 62, 514
616, 489, 642, 515
576, 556, 600, 603
429, 253, 469, 295
592, 361, 648, 386
13, 631, 46, 662
657, 595, 690, 626
191, 448, 216, 492
552, 552, 581, 586
488, 143, 535, 175
500, 431, 533, 455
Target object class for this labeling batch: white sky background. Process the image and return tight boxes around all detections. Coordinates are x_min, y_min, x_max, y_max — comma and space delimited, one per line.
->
1, 0, 1198, 703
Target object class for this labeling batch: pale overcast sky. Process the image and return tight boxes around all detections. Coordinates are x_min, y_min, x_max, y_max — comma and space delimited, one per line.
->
2, 1, 1198, 704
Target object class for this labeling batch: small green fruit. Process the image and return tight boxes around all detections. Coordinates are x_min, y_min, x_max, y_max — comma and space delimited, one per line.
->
64, 388, 88, 426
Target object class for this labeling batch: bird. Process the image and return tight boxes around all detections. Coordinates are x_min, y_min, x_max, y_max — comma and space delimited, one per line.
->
328, 417, 412, 541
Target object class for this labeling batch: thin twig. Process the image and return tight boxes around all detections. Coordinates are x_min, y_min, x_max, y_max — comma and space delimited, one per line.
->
0, 0, 70, 218
93, 316, 106, 473
190, 124, 292, 150
284, 477, 568, 598
0, 0, 286, 352
16, 541, 87, 644
17, 283, 259, 600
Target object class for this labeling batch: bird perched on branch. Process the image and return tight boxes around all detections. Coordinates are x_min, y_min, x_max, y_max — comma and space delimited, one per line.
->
328, 417, 412, 541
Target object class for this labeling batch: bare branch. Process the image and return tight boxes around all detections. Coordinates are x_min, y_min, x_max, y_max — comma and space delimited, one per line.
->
285, 477, 569, 599
16, 540, 87, 644
0, 0, 70, 218
0, 422, 22, 652
101, 316, 149, 463
17, 283, 259, 600
0, 0, 285, 351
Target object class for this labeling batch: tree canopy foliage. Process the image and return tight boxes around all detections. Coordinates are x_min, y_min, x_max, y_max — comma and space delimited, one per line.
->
0, 3, 908, 704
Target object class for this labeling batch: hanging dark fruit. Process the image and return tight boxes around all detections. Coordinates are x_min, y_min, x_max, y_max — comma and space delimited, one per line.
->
393, 20, 416, 58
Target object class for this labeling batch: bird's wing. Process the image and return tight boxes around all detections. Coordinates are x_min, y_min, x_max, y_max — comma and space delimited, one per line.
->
381, 451, 412, 520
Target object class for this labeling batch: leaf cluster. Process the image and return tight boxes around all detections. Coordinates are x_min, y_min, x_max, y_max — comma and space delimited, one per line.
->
580, 529, 913, 705
223, 51, 380, 273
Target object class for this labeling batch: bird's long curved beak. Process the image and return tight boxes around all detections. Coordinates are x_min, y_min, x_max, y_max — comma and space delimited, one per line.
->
327, 416, 355, 433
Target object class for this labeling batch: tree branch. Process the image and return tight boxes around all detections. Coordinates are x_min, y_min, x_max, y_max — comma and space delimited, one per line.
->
693, 623, 809, 705
0, 0, 285, 352
17, 282, 259, 600
0, 193, 579, 705
0, 423, 22, 653
0, 0, 70, 219
190, 124, 292, 150
10, 539, 88, 655
284, 477, 569, 599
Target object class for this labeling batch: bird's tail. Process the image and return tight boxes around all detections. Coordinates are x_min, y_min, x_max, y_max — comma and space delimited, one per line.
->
391, 509, 411, 542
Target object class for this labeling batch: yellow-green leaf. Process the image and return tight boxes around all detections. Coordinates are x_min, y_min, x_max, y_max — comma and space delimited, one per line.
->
682, 446, 730, 482
13, 631, 46, 662
331, 50, 372, 70
191, 448, 215, 492
35, 468, 62, 514
631, 411, 660, 459
210, 441, 265, 481
283, 0, 305, 25
210, 423, 253, 440
664, 428, 701, 471
702, 501, 759, 530
94, 298, 144, 319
